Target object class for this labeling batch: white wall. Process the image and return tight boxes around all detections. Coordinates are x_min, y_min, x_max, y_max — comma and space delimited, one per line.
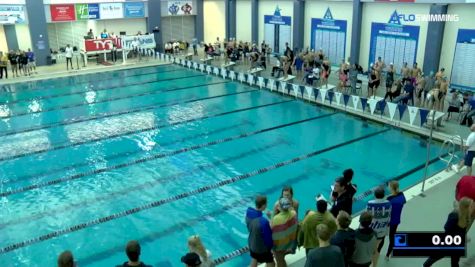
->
439, 4, 475, 79
236, 0, 251, 42
15, 24, 32, 50
94, 18, 146, 36
0, 26, 7, 53
360, 2, 430, 70
258, 0, 293, 45
203, 0, 225, 44
304, 1, 353, 60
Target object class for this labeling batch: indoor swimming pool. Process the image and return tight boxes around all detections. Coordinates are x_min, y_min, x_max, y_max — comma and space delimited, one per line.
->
0, 64, 446, 266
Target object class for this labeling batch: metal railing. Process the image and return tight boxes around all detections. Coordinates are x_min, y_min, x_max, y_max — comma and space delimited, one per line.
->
438, 134, 464, 170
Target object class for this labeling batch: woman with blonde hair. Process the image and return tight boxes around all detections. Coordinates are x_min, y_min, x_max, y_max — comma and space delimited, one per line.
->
423, 197, 473, 267
188, 235, 215, 267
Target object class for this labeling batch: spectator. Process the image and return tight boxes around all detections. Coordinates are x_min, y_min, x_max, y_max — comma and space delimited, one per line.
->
305, 224, 345, 267
446, 90, 462, 121
300, 199, 337, 255
87, 29, 94, 39
117, 240, 151, 267
100, 29, 109, 38
65, 44, 74, 71
423, 197, 473, 267
188, 235, 214, 267
342, 169, 357, 200
392, 79, 414, 105
383, 79, 402, 102
271, 198, 298, 267
181, 252, 202, 267
330, 177, 353, 217
350, 212, 377, 267
367, 186, 391, 267
26, 48, 36, 74
330, 211, 355, 267
453, 124, 475, 175
456, 175, 475, 201
57, 251, 75, 267
384, 181, 406, 261
246, 195, 275, 267
0, 52, 8, 79
273, 186, 299, 216
8, 50, 19, 77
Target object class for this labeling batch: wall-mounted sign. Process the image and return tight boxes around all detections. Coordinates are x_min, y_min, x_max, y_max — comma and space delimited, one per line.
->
124, 2, 144, 18
311, 8, 347, 65
76, 3, 100, 20
50, 4, 76, 22
0, 5, 26, 24
99, 3, 123, 19
451, 29, 475, 91
121, 34, 156, 50
264, 6, 292, 54
368, 10, 420, 72
168, 1, 193, 15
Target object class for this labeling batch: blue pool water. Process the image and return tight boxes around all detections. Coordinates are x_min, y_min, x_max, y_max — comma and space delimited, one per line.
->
0, 64, 446, 266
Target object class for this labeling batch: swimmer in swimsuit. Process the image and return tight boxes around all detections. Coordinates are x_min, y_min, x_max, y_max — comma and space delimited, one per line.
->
415, 73, 425, 107
411, 63, 422, 85
322, 58, 331, 89
368, 69, 380, 98
438, 78, 449, 111
436, 68, 446, 84
400, 62, 410, 80
338, 59, 349, 92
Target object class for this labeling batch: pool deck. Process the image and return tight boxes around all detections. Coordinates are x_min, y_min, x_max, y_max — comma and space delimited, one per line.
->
286, 168, 475, 267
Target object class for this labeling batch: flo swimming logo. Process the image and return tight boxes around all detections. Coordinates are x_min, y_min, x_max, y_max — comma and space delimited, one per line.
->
388, 10, 459, 24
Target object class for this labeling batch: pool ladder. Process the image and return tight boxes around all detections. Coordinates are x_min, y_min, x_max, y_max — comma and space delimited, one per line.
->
439, 135, 463, 170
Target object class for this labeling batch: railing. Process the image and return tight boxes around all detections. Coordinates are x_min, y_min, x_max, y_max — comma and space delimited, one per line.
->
439, 135, 464, 170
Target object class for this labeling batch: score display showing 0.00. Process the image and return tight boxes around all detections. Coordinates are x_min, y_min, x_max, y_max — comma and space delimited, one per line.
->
432, 235, 463, 246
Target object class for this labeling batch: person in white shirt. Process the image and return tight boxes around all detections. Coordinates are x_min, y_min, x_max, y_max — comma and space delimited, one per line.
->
453, 124, 475, 175
65, 44, 73, 71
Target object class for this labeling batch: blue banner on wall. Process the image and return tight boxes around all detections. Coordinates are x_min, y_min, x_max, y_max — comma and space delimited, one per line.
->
310, 8, 347, 65
368, 10, 419, 72
264, 6, 292, 55
451, 29, 475, 91
124, 2, 145, 18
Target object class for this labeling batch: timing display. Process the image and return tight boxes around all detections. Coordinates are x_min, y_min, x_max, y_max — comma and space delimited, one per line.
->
393, 232, 466, 257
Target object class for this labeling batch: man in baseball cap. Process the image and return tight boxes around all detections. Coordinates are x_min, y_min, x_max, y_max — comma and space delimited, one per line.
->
181, 252, 202, 267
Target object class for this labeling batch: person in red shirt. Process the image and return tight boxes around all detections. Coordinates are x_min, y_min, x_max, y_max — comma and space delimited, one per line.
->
456, 175, 475, 201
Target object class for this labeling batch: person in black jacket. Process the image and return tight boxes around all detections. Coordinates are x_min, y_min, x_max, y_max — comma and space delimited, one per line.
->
331, 177, 353, 217
423, 197, 473, 267
117, 240, 152, 267
331, 211, 355, 267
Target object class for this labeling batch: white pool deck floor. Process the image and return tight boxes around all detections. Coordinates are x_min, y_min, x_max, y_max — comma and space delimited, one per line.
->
286, 169, 475, 267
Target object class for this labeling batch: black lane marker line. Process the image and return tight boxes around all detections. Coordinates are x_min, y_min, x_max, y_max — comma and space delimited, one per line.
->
0, 69, 191, 105
0, 88, 260, 162
212, 150, 445, 265
1, 74, 208, 119
0, 128, 388, 254
79, 173, 310, 265
0, 65, 178, 95
0, 140, 286, 230
0, 113, 334, 197
354, 152, 447, 202
5, 100, 292, 184
0, 80, 233, 137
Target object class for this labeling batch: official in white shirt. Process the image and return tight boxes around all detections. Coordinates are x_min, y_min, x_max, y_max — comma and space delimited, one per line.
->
65, 44, 74, 71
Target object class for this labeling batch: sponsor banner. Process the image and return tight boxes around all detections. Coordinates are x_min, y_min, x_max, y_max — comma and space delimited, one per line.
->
121, 34, 156, 50
75, 3, 99, 20
99, 3, 123, 19
50, 4, 76, 22
84, 37, 122, 52
124, 2, 144, 18
0, 5, 26, 24
168, 1, 193, 15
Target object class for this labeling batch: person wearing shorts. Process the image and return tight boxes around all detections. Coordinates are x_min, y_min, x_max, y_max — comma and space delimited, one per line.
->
246, 195, 275, 267
367, 187, 391, 267
453, 124, 475, 176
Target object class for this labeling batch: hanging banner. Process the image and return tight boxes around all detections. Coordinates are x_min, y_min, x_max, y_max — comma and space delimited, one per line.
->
50, 4, 76, 22
387, 102, 397, 120
369, 98, 378, 115
0, 5, 26, 24
292, 84, 300, 97
124, 2, 144, 18
369, 10, 420, 73
84, 37, 122, 52
328, 91, 334, 104
305, 86, 313, 99
310, 8, 347, 64
75, 3, 99, 20
168, 1, 193, 15
334, 92, 342, 106
343, 94, 350, 107
352, 95, 359, 109
264, 6, 292, 54
419, 108, 430, 126
408, 106, 418, 125
99, 3, 123, 20
258, 77, 265, 88
268, 78, 276, 91
221, 68, 227, 79
121, 34, 156, 50
320, 88, 328, 103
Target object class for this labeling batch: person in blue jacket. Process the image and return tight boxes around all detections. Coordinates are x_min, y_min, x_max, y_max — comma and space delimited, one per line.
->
246, 195, 275, 267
